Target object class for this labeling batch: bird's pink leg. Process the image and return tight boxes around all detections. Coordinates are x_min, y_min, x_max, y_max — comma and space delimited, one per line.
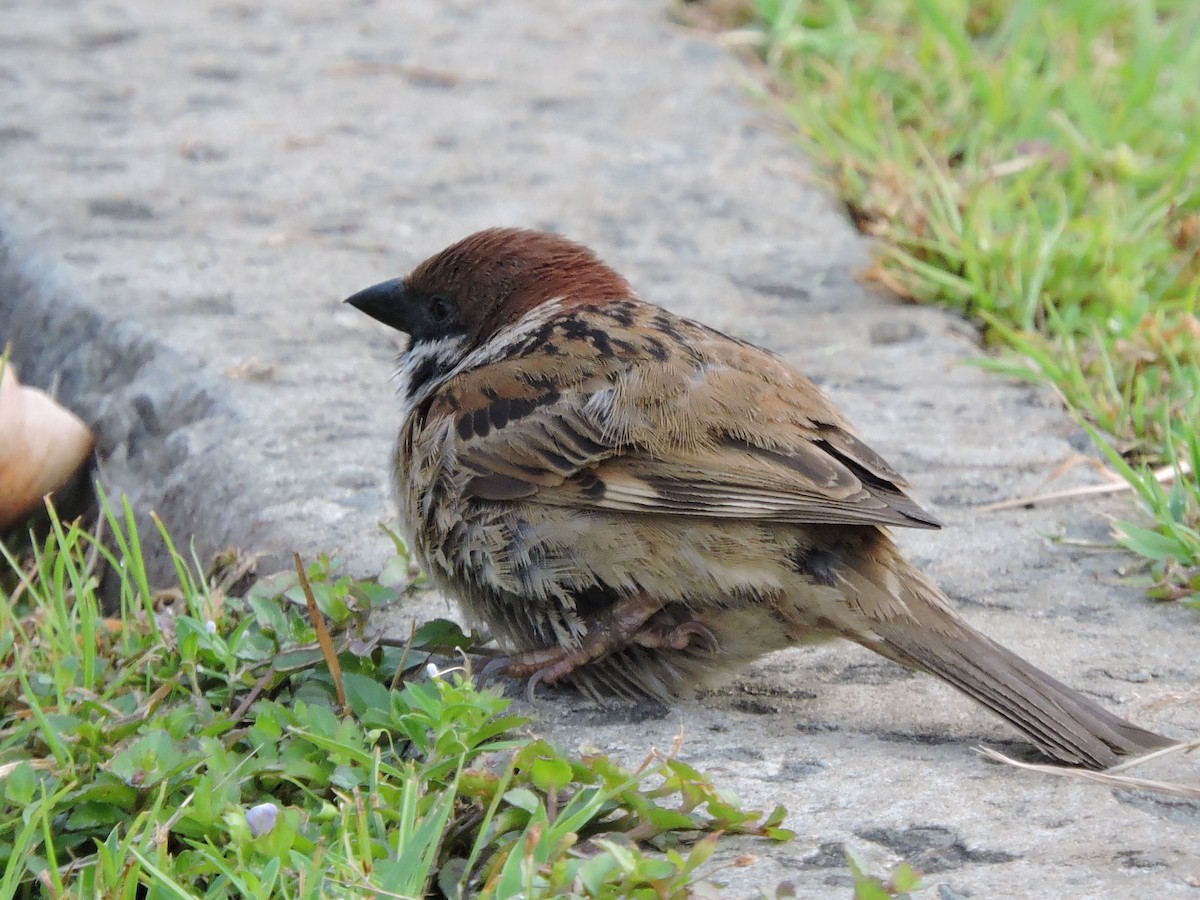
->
632, 620, 719, 653
498, 594, 718, 688
502, 591, 663, 683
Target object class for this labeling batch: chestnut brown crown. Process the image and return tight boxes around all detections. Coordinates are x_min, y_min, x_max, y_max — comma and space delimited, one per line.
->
345, 228, 633, 349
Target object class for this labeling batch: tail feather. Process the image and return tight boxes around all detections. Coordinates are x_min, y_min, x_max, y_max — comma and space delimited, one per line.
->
868, 623, 1174, 769
846, 549, 1176, 770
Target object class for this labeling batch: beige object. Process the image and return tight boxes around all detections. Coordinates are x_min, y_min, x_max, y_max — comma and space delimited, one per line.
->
0, 360, 96, 531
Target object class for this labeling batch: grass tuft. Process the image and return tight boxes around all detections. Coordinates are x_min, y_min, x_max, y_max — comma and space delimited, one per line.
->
750, 0, 1200, 602
0, 500, 793, 897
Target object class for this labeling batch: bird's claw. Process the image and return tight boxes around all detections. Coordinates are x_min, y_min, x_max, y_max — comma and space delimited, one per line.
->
632, 619, 720, 654
472, 654, 515, 690
524, 668, 549, 704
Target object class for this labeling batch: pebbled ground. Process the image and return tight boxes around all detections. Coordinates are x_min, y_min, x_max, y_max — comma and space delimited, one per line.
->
0, 0, 1196, 895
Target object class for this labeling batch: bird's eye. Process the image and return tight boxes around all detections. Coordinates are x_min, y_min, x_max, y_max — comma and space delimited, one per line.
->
428, 294, 456, 323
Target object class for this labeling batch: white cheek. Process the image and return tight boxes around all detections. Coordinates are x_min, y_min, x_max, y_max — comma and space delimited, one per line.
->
396, 297, 566, 419
395, 335, 466, 423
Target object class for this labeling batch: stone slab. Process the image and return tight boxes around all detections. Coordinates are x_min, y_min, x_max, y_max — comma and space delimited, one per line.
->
0, 1, 1196, 895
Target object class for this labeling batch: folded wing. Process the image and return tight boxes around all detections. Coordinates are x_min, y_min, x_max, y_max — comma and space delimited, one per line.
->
429, 309, 940, 530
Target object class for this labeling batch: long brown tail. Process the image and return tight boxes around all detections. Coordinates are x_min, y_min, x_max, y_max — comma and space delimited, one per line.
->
848, 551, 1176, 770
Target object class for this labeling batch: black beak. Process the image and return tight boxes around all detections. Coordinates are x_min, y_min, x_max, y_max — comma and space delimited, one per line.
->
344, 277, 409, 332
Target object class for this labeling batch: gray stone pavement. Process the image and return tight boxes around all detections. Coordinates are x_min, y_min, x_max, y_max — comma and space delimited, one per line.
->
1, 0, 1197, 895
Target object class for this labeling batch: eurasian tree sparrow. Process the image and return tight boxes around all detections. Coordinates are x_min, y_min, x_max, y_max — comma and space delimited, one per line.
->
347, 228, 1173, 769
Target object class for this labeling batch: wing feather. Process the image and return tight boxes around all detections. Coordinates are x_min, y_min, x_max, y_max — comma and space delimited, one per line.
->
428, 303, 940, 529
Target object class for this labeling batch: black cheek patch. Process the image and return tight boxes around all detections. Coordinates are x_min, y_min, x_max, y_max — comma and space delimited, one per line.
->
409, 355, 441, 394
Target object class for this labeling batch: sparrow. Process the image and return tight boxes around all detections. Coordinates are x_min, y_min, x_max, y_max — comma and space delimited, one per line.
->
346, 227, 1174, 769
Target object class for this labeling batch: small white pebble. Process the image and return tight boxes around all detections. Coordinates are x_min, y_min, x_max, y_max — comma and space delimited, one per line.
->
246, 802, 278, 837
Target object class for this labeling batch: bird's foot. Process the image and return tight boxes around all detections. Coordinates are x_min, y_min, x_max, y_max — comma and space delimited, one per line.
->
631, 619, 719, 653
481, 597, 718, 701
505, 592, 662, 679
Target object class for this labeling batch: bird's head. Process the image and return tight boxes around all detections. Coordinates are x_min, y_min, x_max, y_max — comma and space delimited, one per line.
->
344, 227, 632, 355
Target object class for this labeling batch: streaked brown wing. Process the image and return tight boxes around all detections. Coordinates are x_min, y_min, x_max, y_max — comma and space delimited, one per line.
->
576, 437, 939, 528
430, 306, 940, 529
